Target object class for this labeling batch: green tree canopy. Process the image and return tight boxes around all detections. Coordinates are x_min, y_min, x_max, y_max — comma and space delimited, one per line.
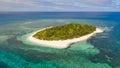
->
33, 23, 96, 40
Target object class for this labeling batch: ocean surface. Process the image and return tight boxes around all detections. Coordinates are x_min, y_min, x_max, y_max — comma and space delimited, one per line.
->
0, 12, 120, 68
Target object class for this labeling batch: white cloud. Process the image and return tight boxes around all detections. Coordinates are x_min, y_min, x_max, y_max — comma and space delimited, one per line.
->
80, 0, 111, 5
0, 0, 120, 11
0, 0, 37, 6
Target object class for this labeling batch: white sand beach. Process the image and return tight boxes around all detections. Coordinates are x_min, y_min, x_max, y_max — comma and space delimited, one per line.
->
27, 27, 103, 49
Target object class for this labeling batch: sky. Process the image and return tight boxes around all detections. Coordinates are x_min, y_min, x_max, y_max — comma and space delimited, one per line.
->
0, 0, 120, 11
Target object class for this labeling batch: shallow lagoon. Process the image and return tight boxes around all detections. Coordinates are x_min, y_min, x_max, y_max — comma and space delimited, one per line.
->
0, 18, 120, 68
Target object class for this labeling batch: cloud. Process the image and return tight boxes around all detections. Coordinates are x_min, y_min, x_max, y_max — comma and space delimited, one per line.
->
0, 0, 37, 6
0, 0, 120, 11
80, 0, 111, 5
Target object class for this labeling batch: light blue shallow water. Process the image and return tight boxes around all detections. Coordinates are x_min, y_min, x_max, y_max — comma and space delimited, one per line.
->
0, 12, 120, 68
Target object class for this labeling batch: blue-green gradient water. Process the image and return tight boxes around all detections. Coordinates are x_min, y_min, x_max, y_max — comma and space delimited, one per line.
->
0, 12, 120, 68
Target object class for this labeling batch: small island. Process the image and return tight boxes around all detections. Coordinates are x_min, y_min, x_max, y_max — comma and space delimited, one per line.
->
27, 23, 103, 49
33, 23, 96, 40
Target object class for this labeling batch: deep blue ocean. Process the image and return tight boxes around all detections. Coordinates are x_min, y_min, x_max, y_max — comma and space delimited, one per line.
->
1, 12, 120, 23
0, 12, 120, 68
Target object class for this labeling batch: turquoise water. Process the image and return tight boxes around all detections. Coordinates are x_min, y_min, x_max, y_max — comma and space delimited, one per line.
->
0, 12, 120, 68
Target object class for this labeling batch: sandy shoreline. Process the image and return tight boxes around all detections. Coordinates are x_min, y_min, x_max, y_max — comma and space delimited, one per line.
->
27, 27, 103, 49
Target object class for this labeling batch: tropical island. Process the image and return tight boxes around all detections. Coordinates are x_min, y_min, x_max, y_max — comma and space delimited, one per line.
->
33, 23, 96, 40
27, 23, 103, 49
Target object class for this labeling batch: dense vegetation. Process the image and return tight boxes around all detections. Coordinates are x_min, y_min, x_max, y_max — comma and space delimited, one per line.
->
33, 23, 96, 40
